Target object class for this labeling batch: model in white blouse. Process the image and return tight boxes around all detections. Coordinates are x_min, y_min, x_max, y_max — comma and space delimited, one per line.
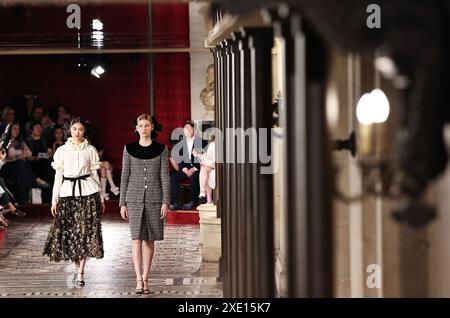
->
51, 137, 103, 205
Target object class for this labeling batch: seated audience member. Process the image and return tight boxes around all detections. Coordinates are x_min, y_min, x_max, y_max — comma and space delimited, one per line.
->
25, 122, 54, 202
1, 123, 50, 204
24, 106, 45, 136
0, 177, 26, 217
170, 120, 207, 210
93, 144, 120, 201
54, 105, 71, 140
51, 125, 65, 153
41, 113, 55, 143
193, 134, 216, 205
0, 150, 26, 216
87, 130, 120, 201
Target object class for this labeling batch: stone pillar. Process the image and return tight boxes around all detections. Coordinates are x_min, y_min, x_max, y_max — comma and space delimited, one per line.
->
238, 31, 255, 297
247, 26, 275, 297
271, 6, 332, 297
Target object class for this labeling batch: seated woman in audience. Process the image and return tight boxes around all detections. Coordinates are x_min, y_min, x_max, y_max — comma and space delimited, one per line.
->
1, 123, 50, 204
41, 113, 55, 143
0, 178, 26, 217
193, 135, 216, 205
24, 106, 45, 137
51, 125, 65, 153
98, 146, 120, 200
88, 138, 120, 200
0, 150, 26, 216
25, 122, 54, 202
56, 105, 71, 140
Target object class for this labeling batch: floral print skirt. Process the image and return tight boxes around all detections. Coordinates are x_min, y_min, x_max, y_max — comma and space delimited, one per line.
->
43, 193, 104, 262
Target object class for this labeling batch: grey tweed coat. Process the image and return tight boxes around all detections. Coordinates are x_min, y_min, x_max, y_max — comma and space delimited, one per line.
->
119, 143, 170, 240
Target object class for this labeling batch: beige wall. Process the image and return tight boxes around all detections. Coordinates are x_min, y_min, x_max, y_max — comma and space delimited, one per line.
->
190, 1, 214, 121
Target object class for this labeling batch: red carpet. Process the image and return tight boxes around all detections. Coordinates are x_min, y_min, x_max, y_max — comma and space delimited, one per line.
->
166, 210, 199, 225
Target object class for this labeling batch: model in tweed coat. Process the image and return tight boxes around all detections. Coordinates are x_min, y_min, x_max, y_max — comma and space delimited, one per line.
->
119, 142, 170, 240
119, 114, 170, 294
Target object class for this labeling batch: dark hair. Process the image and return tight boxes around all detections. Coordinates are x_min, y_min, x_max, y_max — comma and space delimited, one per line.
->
32, 106, 44, 114
58, 105, 68, 112
30, 121, 42, 131
2, 122, 23, 149
70, 117, 92, 137
184, 120, 195, 128
51, 124, 63, 134
49, 105, 68, 123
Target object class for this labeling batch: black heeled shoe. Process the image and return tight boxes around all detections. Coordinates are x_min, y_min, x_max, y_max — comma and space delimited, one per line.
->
198, 196, 207, 205
73, 272, 85, 286
143, 278, 150, 295
135, 279, 144, 294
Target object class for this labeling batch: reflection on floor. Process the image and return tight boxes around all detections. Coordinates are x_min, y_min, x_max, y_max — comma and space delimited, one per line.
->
0, 214, 223, 298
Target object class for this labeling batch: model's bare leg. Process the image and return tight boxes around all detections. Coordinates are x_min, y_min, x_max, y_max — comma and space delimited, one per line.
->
132, 239, 143, 290
142, 240, 155, 292
199, 166, 208, 196
206, 184, 213, 204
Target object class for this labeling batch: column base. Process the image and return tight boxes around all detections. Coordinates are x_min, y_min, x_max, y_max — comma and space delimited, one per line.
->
198, 204, 221, 262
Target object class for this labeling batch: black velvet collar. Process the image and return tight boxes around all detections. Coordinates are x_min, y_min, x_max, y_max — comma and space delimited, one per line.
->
126, 141, 165, 159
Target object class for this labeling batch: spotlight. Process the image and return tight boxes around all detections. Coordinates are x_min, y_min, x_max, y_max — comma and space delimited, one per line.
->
92, 19, 103, 31
91, 65, 105, 78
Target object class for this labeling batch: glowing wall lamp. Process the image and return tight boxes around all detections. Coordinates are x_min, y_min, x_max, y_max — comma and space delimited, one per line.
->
356, 89, 390, 125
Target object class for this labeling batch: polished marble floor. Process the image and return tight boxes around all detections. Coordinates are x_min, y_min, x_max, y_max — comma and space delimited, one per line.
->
0, 214, 223, 298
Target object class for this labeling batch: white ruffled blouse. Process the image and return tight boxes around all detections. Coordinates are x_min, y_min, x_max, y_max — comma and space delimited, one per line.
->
51, 137, 103, 204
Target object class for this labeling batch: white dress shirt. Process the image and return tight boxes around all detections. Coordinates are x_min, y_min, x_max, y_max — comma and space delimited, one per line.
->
186, 137, 194, 159
51, 137, 103, 204
184, 137, 197, 172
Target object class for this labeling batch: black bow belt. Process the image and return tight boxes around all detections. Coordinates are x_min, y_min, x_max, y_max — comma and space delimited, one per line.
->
63, 174, 90, 198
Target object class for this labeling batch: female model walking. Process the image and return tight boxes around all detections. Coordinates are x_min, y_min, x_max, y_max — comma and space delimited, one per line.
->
119, 114, 170, 294
43, 117, 105, 286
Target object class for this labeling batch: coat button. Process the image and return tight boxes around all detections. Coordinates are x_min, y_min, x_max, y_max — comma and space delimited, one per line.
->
145, 186, 148, 189
144, 168, 147, 171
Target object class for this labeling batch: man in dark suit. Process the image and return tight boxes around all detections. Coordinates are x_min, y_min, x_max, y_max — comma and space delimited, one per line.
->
170, 121, 207, 210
